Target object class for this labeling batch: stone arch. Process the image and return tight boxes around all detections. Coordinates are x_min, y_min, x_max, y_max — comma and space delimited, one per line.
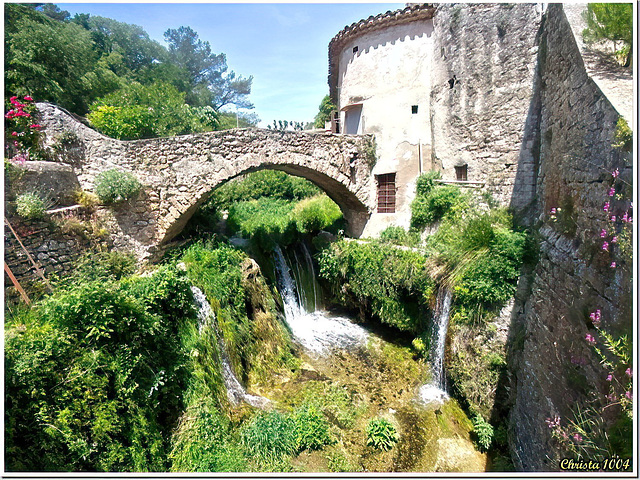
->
159, 162, 371, 246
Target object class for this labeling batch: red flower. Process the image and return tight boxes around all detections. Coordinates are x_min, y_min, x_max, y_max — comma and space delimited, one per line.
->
24, 96, 33, 101
29, 124, 42, 129
11, 132, 17, 136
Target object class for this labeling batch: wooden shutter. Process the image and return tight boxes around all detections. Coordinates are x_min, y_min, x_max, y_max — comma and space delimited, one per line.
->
376, 173, 396, 213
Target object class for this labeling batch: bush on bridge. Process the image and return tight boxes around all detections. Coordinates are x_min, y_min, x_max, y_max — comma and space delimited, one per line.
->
94, 168, 141, 204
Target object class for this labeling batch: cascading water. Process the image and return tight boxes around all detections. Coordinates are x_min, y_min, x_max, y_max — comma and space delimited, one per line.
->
418, 287, 453, 404
273, 245, 368, 355
191, 286, 269, 408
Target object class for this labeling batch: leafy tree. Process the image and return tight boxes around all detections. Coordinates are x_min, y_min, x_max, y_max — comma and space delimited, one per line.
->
39, 3, 70, 22
583, 3, 633, 66
164, 26, 253, 110
314, 95, 336, 128
87, 81, 217, 139
5, 3, 116, 113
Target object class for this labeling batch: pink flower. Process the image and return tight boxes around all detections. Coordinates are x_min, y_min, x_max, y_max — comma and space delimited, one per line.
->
612, 168, 619, 178
29, 124, 42, 129
11, 131, 17, 136
604, 202, 610, 212
24, 95, 33, 101
10, 96, 17, 102
590, 309, 601, 325
606, 393, 616, 402
625, 391, 632, 400
625, 368, 632, 377
611, 236, 617, 243
606, 374, 613, 381
600, 229, 607, 238
550, 207, 557, 215
585, 333, 596, 345
610, 215, 616, 222
602, 241, 609, 251
610, 262, 616, 268
573, 434, 582, 443
608, 187, 616, 197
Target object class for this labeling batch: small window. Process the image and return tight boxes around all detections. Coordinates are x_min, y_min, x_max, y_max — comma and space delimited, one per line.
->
411, 105, 418, 114
455, 165, 468, 181
376, 173, 396, 213
353, 46, 359, 53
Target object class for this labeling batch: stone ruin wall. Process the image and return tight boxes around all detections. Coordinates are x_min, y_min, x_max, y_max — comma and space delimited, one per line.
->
430, 3, 543, 205
506, 4, 633, 470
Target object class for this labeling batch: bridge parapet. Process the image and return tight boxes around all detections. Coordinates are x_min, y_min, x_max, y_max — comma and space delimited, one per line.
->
36, 103, 375, 260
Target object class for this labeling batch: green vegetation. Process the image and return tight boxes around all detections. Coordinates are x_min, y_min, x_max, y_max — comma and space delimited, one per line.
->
5, 265, 197, 471
314, 95, 336, 129
411, 176, 468, 228
5, 4, 255, 135
613, 117, 633, 151
366, 418, 399, 451
94, 169, 141, 204
15, 191, 49, 219
294, 404, 334, 451
472, 415, 494, 452
583, 3, 633, 66
379, 226, 420, 248
318, 240, 434, 331
87, 81, 216, 140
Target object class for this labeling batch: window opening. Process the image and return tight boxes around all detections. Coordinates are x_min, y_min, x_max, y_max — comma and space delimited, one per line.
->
411, 105, 419, 114
455, 165, 468, 181
376, 173, 396, 213
353, 46, 359, 53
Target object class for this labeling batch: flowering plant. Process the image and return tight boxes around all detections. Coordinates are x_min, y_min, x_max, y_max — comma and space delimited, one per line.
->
5, 94, 45, 161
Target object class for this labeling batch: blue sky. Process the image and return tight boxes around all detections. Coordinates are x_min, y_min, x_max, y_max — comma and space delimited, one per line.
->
58, 3, 403, 127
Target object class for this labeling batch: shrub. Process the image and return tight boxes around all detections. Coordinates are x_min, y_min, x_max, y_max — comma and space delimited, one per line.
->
366, 418, 399, 451
240, 411, 298, 460
94, 168, 141, 204
294, 404, 333, 451
613, 117, 632, 151
411, 184, 464, 228
379, 226, 420, 247
318, 240, 434, 331
15, 192, 48, 219
415, 170, 442, 196
292, 195, 343, 234
472, 414, 494, 452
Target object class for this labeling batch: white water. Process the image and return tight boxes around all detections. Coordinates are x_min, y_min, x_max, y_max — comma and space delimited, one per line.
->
418, 288, 453, 404
191, 286, 269, 408
273, 245, 368, 355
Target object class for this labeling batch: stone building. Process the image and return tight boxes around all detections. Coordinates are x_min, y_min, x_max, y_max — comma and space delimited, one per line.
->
327, 3, 545, 235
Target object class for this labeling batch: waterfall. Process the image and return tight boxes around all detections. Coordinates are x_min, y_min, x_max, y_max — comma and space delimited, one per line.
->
418, 287, 453, 404
273, 245, 368, 355
191, 286, 269, 408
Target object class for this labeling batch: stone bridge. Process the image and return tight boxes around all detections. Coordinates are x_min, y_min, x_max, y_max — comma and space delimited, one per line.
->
36, 103, 376, 259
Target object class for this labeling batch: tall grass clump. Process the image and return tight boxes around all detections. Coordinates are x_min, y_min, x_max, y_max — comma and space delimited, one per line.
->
15, 191, 50, 219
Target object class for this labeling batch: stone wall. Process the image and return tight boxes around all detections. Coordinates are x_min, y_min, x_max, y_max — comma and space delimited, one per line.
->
506, 4, 633, 471
35, 104, 376, 260
430, 3, 543, 205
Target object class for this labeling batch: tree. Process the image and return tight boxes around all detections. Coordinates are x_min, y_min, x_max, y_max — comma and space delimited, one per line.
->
164, 26, 253, 110
5, 4, 111, 113
583, 3, 633, 67
314, 95, 336, 128
87, 81, 217, 139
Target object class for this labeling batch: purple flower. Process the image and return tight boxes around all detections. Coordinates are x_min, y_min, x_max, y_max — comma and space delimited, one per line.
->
611, 236, 618, 243
606, 374, 613, 381
608, 187, 616, 197
602, 241, 609, 251
622, 212, 629, 222
606, 393, 616, 402
612, 168, 619, 178
603, 202, 610, 212
589, 309, 602, 325
600, 229, 607, 238
550, 208, 557, 215
611, 262, 616, 269
585, 333, 596, 345
573, 434, 583, 442
610, 215, 617, 222
625, 391, 632, 400
545, 416, 560, 429
625, 368, 632, 377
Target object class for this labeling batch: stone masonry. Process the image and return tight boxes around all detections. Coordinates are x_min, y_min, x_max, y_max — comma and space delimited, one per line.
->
35, 103, 376, 260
